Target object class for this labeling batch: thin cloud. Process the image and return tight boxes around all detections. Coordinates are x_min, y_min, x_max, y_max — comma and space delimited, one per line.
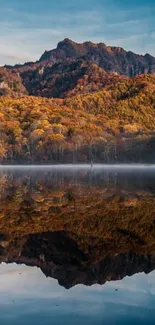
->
0, 2, 155, 65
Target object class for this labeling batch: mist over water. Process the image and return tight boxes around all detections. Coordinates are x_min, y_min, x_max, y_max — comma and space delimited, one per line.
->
1, 163, 155, 169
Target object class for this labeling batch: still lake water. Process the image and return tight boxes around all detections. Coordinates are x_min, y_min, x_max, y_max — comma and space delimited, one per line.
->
0, 165, 155, 324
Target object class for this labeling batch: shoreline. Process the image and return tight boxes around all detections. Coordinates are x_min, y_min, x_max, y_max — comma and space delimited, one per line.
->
0, 163, 155, 169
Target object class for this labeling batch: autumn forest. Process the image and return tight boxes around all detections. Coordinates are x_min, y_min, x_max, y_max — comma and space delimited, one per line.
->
1, 39, 155, 163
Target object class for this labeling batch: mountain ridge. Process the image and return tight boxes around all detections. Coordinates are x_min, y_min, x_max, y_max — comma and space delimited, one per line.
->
1, 38, 155, 99
4, 38, 155, 73
39, 38, 155, 74
5, 38, 155, 75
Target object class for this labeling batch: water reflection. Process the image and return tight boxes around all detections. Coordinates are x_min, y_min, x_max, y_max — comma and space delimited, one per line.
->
0, 263, 155, 325
0, 167, 155, 323
0, 167, 155, 285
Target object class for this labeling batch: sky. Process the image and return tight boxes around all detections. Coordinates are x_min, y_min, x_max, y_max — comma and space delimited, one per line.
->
0, 263, 155, 324
0, 0, 155, 65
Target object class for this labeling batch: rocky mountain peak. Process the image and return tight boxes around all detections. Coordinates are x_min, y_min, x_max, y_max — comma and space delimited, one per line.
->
37, 39, 155, 77
1, 38, 155, 99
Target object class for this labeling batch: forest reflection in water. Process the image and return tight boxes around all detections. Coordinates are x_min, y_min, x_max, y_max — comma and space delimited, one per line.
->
0, 166, 155, 285
0, 166, 155, 324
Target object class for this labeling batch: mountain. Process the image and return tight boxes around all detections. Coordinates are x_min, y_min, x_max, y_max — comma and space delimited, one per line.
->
2, 231, 155, 289
2, 38, 155, 99
39, 38, 155, 76
16, 61, 124, 98
0, 39, 155, 163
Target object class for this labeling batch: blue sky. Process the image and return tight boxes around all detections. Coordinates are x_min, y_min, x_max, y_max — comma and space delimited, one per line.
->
0, 263, 155, 324
0, 0, 155, 65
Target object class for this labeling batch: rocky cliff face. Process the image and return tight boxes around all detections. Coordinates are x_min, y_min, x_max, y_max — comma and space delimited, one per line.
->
0, 67, 27, 97
3, 38, 155, 99
39, 38, 155, 77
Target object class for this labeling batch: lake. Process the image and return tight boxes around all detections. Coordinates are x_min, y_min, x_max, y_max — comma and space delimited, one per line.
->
0, 165, 155, 324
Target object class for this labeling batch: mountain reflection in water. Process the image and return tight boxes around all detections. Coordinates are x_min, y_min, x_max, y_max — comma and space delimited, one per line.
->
1, 167, 155, 324
0, 167, 155, 289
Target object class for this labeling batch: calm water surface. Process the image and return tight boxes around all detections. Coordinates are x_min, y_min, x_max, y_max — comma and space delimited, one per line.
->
0, 165, 155, 324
